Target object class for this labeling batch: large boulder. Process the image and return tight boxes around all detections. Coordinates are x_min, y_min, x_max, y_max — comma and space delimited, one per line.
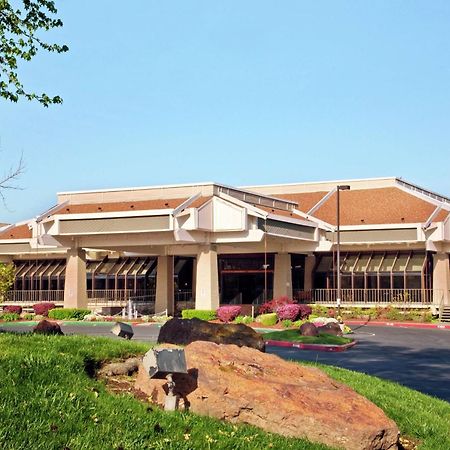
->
157, 318, 265, 352
317, 322, 343, 336
136, 341, 399, 450
33, 319, 64, 335
299, 321, 319, 336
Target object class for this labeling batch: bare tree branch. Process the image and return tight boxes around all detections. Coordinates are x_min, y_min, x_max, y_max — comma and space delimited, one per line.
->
0, 152, 25, 209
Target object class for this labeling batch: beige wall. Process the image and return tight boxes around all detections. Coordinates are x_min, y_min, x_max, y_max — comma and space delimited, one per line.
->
433, 253, 450, 305
273, 253, 293, 299
64, 248, 87, 308
155, 256, 174, 315
195, 246, 219, 310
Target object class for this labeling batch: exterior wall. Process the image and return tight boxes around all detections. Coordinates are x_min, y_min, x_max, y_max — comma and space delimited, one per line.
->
64, 248, 87, 308
273, 253, 293, 298
433, 253, 450, 306
195, 246, 219, 310
155, 256, 174, 315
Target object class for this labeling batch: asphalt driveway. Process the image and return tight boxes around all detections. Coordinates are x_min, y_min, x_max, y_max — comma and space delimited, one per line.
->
2, 322, 449, 402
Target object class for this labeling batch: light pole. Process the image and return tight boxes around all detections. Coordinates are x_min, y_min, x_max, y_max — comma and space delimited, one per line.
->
336, 185, 350, 319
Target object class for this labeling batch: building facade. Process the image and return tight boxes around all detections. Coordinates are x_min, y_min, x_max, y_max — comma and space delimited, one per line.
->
1, 177, 449, 313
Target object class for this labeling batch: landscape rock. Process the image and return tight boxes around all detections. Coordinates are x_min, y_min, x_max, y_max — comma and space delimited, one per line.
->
299, 321, 319, 336
157, 317, 265, 352
317, 322, 343, 336
99, 357, 141, 376
33, 319, 64, 335
135, 341, 399, 450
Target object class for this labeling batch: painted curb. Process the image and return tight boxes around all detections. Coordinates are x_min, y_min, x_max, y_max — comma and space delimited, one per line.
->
265, 339, 357, 352
346, 320, 450, 330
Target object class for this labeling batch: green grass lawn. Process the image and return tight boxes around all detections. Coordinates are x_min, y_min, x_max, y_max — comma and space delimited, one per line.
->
262, 329, 353, 345
0, 333, 449, 450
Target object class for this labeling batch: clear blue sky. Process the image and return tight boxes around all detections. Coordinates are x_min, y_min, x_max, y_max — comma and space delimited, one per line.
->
1, 1, 450, 223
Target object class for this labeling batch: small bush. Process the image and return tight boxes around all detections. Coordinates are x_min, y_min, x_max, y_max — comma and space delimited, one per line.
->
234, 315, 253, 324
258, 296, 295, 314
33, 302, 56, 316
181, 309, 217, 321
276, 304, 301, 321
256, 313, 278, 326
3, 305, 22, 314
22, 313, 34, 321
298, 304, 313, 320
217, 305, 241, 323
293, 319, 306, 327
48, 308, 91, 320
0, 312, 20, 322
282, 319, 293, 328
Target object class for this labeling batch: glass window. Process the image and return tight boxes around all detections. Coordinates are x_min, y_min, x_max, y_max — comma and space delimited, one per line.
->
379, 254, 395, 272
316, 256, 333, 272
367, 274, 378, 289
406, 274, 421, 289
379, 274, 391, 289
366, 254, 383, 272
341, 255, 357, 272
393, 254, 408, 272
341, 274, 352, 289
407, 254, 425, 272
354, 255, 370, 272
353, 274, 365, 289
393, 275, 404, 289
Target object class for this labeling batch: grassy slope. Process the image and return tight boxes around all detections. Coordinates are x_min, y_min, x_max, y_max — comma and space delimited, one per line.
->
310, 364, 450, 450
0, 333, 329, 450
0, 333, 449, 450
263, 329, 353, 345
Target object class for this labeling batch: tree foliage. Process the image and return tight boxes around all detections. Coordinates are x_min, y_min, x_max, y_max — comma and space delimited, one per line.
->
0, 262, 15, 297
0, 0, 68, 106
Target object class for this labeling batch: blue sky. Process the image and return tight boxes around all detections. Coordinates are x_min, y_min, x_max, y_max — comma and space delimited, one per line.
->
1, 1, 450, 223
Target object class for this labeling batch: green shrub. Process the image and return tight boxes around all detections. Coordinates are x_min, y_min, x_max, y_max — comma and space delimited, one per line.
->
293, 319, 306, 327
233, 315, 253, 324
256, 313, 277, 326
281, 319, 293, 328
181, 309, 217, 321
22, 313, 34, 321
48, 308, 91, 320
0, 312, 20, 322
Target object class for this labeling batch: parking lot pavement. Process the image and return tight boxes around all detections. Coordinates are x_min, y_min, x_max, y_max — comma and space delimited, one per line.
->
269, 325, 450, 402
2, 322, 449, 402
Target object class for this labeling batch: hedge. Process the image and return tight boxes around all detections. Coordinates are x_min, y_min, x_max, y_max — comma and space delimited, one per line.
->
48, 308, 91, 320
181, 309, 217, 321
256, 313, 278, 326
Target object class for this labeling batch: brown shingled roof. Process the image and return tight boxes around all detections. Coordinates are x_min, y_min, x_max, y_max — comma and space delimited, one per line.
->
47, 197, 191, 216
273, 187, 449, 226
0, 224, 32, 240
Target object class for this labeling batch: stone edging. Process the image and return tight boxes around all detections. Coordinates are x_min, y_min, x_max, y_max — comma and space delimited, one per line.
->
345, 320, 450, 330
265, 339, 357, 352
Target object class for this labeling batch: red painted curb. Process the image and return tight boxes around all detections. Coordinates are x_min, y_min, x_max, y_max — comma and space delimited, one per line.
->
346, 320, 450, 330
265, 339, 357, 352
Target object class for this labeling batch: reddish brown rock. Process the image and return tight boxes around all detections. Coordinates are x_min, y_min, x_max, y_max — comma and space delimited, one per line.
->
135, 341, 399, 450
157, 317, 265, 351
317, 322, 343, 336
299, 321, 319, 336
33, 319, 64, 335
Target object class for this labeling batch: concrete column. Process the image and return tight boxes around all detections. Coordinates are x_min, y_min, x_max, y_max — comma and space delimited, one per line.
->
304, 254, 316, 291
64, 248, 87, 308
273, 253, 293, 299
433, 252, 450, 306
195, 246, 219, 310
155, 256, 174, 315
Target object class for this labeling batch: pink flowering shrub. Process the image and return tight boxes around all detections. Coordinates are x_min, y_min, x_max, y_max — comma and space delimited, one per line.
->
3, 305, 22, 315
276, 304, 301, 321
33, 302, 56, 317
298, 304, 313, 320
259, 296, 295, 314
217, 305, 242, 323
